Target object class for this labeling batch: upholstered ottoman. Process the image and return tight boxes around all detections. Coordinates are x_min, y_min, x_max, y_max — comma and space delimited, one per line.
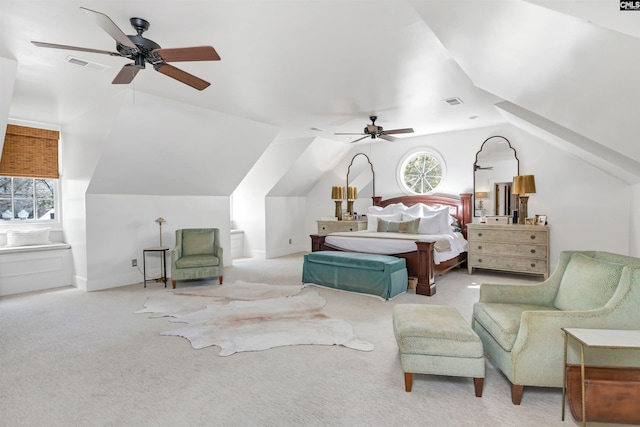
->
392, 304, 485, 397
302, 251, 407, 300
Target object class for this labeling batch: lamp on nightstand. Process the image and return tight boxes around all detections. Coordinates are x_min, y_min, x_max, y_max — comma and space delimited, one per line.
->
512, 175, 536, 224
331, 186, 345, 220
155, 217, 166, 246
347, 186, 357, 217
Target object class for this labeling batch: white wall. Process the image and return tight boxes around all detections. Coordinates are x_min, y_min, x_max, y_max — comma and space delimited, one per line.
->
0, 57, 17, 150
85, 194, 230, 291
265, 196, 307, 257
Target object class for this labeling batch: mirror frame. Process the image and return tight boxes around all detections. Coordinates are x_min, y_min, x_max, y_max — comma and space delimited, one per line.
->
473, 136, 519, 218
346, 152, 375, 204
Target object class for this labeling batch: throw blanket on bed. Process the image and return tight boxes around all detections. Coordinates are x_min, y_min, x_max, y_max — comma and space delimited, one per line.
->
324, 231, 467, 264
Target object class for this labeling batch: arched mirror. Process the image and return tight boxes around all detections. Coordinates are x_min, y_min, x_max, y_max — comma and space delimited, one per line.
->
346, 153, 375, 215
473, 136, 519, 218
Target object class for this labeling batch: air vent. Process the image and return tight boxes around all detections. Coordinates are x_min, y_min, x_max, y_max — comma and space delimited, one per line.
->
444, 97, 464, 106
65, 55, 110, 72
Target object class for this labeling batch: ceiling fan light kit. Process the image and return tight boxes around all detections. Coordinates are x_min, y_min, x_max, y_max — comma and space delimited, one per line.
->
32, 7, 220, 90
335, 116, 414, 143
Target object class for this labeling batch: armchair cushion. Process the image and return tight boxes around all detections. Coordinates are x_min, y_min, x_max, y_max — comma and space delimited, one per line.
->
553, 253, 624, 311
175, 254, 220, 269
182, 229, 216, 256
473, 303, 557, 351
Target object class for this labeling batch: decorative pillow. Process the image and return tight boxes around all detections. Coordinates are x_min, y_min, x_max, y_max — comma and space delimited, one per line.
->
367, 213, 402, 231
6, 228, 51, 247
377, 218, 420, 234
182, 230, 215, 256
553, 253, 624, 311
402, 207, 452, 235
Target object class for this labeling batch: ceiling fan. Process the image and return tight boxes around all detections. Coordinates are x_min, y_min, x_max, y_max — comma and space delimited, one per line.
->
335, 116, 414, 143
31, 7, 220, 91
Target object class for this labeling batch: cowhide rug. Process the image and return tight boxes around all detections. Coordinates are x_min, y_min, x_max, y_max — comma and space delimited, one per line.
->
135, 281, 374, 356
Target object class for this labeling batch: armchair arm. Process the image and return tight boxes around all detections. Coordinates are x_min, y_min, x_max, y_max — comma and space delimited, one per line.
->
216, 246, 223, 259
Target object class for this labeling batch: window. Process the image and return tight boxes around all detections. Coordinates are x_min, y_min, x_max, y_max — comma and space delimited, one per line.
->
398, 149, 445, 194
0, 177, 56, 220
0, 124, 59, 222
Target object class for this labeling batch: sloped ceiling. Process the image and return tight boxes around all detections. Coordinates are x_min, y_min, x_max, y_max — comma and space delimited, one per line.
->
1, 0, 638, 194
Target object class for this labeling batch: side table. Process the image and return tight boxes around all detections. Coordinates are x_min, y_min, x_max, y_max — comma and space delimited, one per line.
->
143, 246, 169, 288
561, 328, 640, 426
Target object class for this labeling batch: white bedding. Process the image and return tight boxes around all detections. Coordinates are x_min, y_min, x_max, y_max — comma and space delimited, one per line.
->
324, 231, 468, 264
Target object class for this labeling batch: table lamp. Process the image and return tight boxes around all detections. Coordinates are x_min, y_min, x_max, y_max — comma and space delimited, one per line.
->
347, 186, 357, 218
512, 175, 536, 224
155, 217, 166, 246
331, 186, 345, 220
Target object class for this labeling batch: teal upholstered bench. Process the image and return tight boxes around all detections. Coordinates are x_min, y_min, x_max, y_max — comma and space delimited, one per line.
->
393, 304, 485, 396
302, 251, 408, 300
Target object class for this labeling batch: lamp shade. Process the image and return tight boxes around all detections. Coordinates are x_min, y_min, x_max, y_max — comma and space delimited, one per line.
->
512, 175, 536, 195
347, 186, 357, 200
475, 191, 489, 199
155, 217, 166, 225
331, 186, 345, 200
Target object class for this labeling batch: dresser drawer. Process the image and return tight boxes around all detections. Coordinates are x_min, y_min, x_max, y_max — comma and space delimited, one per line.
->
468, 255, 548, 275
468, 229, 547, 244
467, 242, 547, 259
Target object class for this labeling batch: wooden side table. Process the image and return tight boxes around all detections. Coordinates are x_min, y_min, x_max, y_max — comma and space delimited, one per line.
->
143, 246, 169, 287
561, 328, 640, 426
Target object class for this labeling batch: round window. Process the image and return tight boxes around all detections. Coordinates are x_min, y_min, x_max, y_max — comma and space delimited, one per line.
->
398, 150, 445, 194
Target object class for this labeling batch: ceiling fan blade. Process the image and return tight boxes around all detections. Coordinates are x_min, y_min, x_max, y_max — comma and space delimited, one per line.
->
31, 41, 120, 56
80, 7, 138, 51
154, 46, 221, 62
379, 134, 397, 142
383, 128, 414, 135
154, 63, 211, 91
335, 132, 365, 135
112, 64, 140, 84
351, 135, 371, 143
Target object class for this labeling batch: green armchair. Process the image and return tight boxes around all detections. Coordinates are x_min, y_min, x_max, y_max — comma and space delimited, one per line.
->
472, 250, 640, 404
171, 228, 223, 289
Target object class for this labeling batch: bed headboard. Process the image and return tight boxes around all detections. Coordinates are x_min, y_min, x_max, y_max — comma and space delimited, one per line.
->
372, 194, 472, 238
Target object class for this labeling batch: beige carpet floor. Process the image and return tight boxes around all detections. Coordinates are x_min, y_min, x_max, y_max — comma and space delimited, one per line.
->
0, 253, 606, 426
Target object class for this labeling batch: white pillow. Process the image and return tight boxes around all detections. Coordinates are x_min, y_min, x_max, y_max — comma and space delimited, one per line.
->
402, 209, 452, 235
368, 203, 406, 215
6, 228, 52, 247
367, 213, 402, 231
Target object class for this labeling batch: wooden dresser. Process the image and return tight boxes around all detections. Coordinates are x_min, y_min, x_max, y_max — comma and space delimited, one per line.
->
316, 219, 367, 234
466, 223, 550, 279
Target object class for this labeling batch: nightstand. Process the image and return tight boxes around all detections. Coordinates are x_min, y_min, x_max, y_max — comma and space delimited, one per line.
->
466, 223, 549, 278
316, 219, 367, 234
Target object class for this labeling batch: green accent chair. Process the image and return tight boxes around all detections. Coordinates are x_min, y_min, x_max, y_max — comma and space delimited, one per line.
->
472, 251, 640, 404
171, 228, 223, 289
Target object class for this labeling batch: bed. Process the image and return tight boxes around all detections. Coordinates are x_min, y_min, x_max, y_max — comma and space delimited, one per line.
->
310, 193, 472, 296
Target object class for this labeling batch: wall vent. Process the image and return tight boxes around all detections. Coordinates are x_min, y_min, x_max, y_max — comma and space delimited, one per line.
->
444, 97, 464, 106
65, 55, 110, 72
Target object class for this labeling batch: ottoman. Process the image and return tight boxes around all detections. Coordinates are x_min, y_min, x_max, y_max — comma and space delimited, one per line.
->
392, 304, 485, 397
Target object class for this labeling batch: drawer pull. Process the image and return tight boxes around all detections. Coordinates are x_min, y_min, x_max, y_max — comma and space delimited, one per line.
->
478, 245, 482, 250
530, 235, 536, 240
349, 228, 353, 231
531, 249, 536, 254
478, 258, 483, 263
531, 263, 536, 267
478, 232, 483, 237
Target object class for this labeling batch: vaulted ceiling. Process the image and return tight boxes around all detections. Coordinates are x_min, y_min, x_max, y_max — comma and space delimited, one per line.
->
1, 0, 639, 183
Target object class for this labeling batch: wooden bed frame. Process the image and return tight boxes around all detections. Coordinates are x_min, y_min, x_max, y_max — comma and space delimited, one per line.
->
310, 193, 472, 296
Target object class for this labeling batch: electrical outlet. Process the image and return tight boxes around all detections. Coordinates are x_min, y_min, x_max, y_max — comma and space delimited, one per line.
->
131, 258, 137, 267
288, 238, 292, 244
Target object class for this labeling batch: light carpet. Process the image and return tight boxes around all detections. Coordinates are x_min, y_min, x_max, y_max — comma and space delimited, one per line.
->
136, 280, 374, 356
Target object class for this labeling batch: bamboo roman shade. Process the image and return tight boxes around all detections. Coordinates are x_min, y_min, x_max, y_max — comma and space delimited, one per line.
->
0, 124, 60, 178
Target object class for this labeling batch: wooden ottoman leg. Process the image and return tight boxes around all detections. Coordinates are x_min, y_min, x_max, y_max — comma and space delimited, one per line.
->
404, 372, 413, 392
474, 378, 484, 397
511, 384, 524, 405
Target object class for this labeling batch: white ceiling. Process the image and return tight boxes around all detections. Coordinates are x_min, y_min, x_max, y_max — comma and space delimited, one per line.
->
1, 0, 639, 173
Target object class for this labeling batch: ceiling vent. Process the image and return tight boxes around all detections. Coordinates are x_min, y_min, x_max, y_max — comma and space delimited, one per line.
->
444, 97, 464, 106
65, 55, 110, 72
